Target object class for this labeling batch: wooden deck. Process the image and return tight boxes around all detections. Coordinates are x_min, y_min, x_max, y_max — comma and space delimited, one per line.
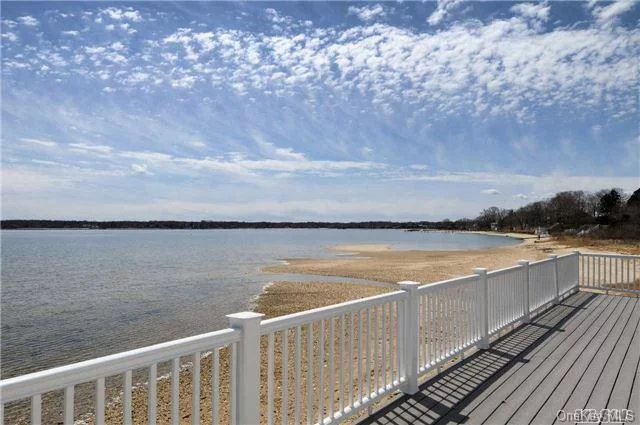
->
360, 292, 640, 425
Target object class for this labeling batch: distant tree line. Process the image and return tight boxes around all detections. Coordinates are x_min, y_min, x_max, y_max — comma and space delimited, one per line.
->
473, 187, 640, 239
0, 220, 457, 230
2, 187, 638, 239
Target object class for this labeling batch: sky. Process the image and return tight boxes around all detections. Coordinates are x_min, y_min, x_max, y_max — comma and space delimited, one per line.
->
1, 1, 639, 221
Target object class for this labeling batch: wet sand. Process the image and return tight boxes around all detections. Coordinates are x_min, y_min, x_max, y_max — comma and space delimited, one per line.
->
263, 233, 555, 284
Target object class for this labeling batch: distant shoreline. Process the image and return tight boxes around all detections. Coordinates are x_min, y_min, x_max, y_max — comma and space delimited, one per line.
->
0, 219, 510, 231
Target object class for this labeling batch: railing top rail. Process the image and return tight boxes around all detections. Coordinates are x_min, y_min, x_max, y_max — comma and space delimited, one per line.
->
0, 327, 240, 403
487, 264, 523, 278
529, 257, 555, 267
260, 290, 406, 335
580, 252, 639, 259
417, 274, 478, 294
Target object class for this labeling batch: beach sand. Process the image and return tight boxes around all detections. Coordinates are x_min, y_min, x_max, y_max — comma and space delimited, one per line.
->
263, 233, 552, 284
78, 234, 638, 424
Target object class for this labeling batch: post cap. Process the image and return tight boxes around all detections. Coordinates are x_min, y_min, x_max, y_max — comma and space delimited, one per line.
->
548, 254, 558, 259
473, 267, 488, 275
517, 260, 530, 265
572, 250, 581, 254
398, 281, 421, 291
226, 312, 265, 326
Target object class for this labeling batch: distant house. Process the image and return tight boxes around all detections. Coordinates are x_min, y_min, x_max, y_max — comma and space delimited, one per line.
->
490, 222, 499, 231
535, 226, 550, 237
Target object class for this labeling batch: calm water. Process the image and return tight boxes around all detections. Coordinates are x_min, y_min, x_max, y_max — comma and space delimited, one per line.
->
1, 229, 519, 379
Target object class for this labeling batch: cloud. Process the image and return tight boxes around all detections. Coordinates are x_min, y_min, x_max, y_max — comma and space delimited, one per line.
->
130, 164, 152, 175
70, 142, 385, 178
514, 193, 529, 200
68, 143, 113, 155
61, 30, 80, 36
2, 8, 637, 122
510, 2, 551, 22
118, 150, 172, 161
20, 138, 57, 147
348, 4, 387, 23
188, 140, 206, 148
481, 188, 502, 196
255, 139, 306, 161
3, 196, 473, 221
100, 7, 143, 22
393, 171, 640, 194
17, 16, 39, 27
590, 0, 637, 26
427, 0, 464, 26
2, 168, 71, 192
2, 32, 18, 42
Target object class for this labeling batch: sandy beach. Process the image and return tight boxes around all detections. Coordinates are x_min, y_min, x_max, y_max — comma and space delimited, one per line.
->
263, 233, 552, 285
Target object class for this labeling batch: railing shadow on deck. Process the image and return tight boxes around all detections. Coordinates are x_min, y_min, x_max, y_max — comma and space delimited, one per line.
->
358, 291, 599, 425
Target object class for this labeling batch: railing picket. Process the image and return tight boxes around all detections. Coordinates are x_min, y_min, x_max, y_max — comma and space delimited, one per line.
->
365, 307, 371, 400
31, 394, 41, 425
381, 304, 387, 386
96, 377, 105, 425
267, 333, 274, 425
421, 296, 427, 368
306, 322, 313, 425
212, 349, 219, 425
64, 385, 74, 425
396, 299, 406, 382
282, 330, 288, 425
329, 317, 335, 421
318, 319, 325, 423
124, 370, 132, 425
295, 325, 302, 424
427, 294, 438, 366
437, 293, 442, 361
358, 310, 363, 404
626, 259, 630, 290
193, 352, 200, 425
230, 343, 237, 425
373, 305, 379, 395
171, 358, 179, 425
339, 315, 344, 414
149, 364, 157, 425
348, 313, 354, 410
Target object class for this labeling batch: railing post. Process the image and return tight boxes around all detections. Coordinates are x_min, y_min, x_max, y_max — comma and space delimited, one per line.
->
474, 268, 490, 349
549, 254, 559, 303
572, 250, 581, 289
518, 260, 531, 323
226, 311, 264, 425
398, 281, 420, 395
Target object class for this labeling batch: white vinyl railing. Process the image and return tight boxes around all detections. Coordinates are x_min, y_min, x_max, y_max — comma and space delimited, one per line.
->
3, 250, 634, 425
258, 290, 406, 425
415, 274, 482, 376
1, 328, 241, 425
579, 252, 640, 294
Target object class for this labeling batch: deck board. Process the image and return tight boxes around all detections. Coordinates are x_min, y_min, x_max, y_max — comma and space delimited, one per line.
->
486, 296, 629, 425
522, 297, 633, 425
358, 292, 640, 425
556, 299, 640, 424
